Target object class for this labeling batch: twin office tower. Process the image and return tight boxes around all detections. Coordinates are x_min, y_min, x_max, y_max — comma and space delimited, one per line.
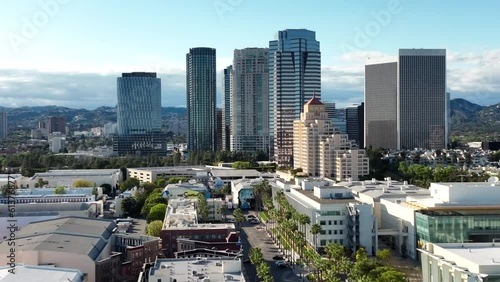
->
365, 49, 448, 150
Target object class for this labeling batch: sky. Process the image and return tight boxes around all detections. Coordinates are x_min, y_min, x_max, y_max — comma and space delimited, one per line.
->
0, 0, 500, 109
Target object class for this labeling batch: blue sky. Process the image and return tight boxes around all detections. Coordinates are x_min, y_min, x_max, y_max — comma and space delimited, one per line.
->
1, 0, 499, 109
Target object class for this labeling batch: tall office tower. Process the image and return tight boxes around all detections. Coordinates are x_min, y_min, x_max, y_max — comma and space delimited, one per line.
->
324, 102, 336, 120
269, 29, 321, 165
445, 92, 451, 148
186, 47, 217, 151
221, 65, 232, 151
398, 49, 446, 149
114, 72, 166, 156
345, 103, 365, 148
0, 112, 7, 139
230, 48, 269, 153
48, 116, 66, 134
357, 103, 365, 149
364, 60, 398, 149
365, 49, 446, 150
293, 97, 369, 180
216, 108, 222, 151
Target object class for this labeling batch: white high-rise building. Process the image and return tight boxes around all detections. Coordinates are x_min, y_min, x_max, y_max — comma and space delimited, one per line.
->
269, 29, 321, 165
230, 48, 269, 152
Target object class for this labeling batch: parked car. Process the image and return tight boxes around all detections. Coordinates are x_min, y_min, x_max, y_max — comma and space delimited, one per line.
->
275, 261, 288, 268
272, 255, 284, 260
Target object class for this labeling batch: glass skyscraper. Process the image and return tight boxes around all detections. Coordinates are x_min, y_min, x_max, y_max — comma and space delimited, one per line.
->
186, 47, 217, 151
230, 48, 269, 153
114, 72, 166, 156
222, 65, 232, 151
269, 29, 321, 165
117, 72, 161, 135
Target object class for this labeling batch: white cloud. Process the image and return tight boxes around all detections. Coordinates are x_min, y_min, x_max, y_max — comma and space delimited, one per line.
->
0, 49, 499, 109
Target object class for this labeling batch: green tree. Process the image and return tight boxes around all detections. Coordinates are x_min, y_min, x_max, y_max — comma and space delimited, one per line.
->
252, 179, 272, 212
53, 186, 66, 194
197, 193, 209, 222
146, 220, 163, 237
121, 197, 140, 217
233, 208, 246, 230
120, 177, 140, 192
155, 178, 166, 188
168, 176, 188, 184
73, 179, 94, 187
146, 203, 167, 223
232, 161, 252, 169
310, 224, 322, 251
376, 249, 392, 262
141, 189, 167, 216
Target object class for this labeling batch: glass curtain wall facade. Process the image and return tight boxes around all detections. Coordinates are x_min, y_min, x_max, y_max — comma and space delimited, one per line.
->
416, 211, 500, 244
115, 72, 166, 156
222, 65, 232, 151
186, 47, 217, 151
230, 48, 269, 153
269, 29, 321, 165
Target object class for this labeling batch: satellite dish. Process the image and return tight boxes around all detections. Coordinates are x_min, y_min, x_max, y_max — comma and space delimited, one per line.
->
487, 176, 499, 183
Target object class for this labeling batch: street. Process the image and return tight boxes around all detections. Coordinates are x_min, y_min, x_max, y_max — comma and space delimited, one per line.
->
236, 210, 302, 282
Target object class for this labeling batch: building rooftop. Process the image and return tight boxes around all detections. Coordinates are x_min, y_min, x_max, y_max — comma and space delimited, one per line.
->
163, 199, 234, 230
210, 169, 262, 178
2, 233, 107, 261
292, 188, 360, 205
129, 166, 208, 172
0, 264, 84, 282
420, 242, 500, 275
15, 217, 115, 240
147, 258, 243, 282
342, 178, 430, 200
305, 95, 323, 106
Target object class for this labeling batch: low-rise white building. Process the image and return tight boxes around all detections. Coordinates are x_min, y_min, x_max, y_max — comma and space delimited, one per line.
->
419, 242, 500, 282
277, 178, 377, 255
128, 166, 209, 183
162, 182, 208, 199
141, 257, 243, 282
15, 169, 121, 191
49, 132, 66, 153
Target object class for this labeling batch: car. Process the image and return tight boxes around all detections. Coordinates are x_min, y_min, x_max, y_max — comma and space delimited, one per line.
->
246, 214, 256, 219
243, 258, 251, 263
272, 255, 284, 260
275, 261, 288, 268
227, 218, 236, 223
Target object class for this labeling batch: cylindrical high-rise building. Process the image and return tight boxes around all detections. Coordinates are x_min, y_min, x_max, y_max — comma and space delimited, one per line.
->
186, 47, 217, 151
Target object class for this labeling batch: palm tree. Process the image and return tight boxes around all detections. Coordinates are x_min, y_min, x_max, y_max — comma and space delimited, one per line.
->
310, 223, 322, 251
233, 208, 246, 230
217, 205, 227, 222
299, 214, 311, 237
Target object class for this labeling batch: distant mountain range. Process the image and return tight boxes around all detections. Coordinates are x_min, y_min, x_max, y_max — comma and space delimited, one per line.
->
1, 99, 499, 135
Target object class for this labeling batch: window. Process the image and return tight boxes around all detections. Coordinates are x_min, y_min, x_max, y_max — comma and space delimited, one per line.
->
339, 220, 343, 225
334, 220, 337, 225
320, 221, 326, 225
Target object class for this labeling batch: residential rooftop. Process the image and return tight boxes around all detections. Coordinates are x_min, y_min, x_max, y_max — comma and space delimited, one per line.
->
420, 242, 500, 275
292, 188, 360, 205
147, 258, 243, 282
340, 178, 430, 200
210, 169, 262, 178
15, 217, 115, 240
163, 199, 234, 230
0, 264, 84, 282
